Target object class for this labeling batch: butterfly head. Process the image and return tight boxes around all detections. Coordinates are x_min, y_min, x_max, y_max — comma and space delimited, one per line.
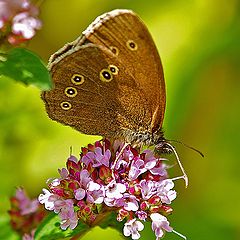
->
154, 140, 173, 156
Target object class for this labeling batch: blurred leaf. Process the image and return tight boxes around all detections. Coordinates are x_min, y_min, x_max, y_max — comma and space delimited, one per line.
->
99, 212, 124, 232
34, 212, 89, 240
0, 48, 52, 90
0, 215, 20, 240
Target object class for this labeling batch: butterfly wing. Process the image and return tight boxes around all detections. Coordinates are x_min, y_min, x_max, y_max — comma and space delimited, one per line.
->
76, 9, 166, 132
42, 43, 153, 140
42, 9, 166, 142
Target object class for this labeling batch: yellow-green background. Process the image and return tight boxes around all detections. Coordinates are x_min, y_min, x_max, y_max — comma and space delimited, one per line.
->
0, 0, 239, 239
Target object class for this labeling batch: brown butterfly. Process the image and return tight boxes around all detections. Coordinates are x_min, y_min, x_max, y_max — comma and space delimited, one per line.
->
42, 9, 188, 185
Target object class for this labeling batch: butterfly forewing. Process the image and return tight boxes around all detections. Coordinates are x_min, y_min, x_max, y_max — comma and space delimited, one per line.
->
80, 9, 166, 131
42, 43, 153, 139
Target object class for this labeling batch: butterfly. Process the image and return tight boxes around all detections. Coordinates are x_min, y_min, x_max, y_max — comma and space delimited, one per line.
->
42, 9, 188, 185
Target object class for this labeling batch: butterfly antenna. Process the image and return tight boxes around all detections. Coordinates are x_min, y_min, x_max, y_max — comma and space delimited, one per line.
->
164, 142, 188, 188
168, 139, 204, 157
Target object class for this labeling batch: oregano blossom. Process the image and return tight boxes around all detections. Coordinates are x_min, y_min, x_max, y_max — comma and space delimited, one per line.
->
0, 0, 41, 45
39, 139, 186, 239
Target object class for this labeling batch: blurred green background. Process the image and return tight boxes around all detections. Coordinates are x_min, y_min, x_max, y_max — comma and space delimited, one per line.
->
1, 0, 240, 239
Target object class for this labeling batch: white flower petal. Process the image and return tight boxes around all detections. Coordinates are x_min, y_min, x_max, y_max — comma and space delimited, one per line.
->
116, 183, 127, 193
88, 181, 100, 191
51, 178, 60, 187
124, 201, 139, 211
132, 232, 141, 240
94, 196, 104, 204
0, 20, 4, 29
38, 189, 54, 210
123, 225, 131, 237
163, 179, 174, 190
105, 182, 126, 199
150, 213, 167, 222
136, 221, 144, 231
123, 219, 144, 240
168, 190, 177, 202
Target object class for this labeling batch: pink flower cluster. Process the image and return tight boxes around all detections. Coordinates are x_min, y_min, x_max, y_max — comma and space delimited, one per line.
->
8, 188, 46, 240
0, 0, 41, 45
39, 139, 185, 240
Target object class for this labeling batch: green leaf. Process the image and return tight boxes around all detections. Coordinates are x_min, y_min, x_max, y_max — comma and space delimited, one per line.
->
34, 212, 89, 240
99, 212, 125, 233
0, 214, 20, 240
0, 48, 52, 90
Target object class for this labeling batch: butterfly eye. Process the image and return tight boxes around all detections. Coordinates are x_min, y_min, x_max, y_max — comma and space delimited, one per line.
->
71, 74, 85, 85
65, 87, 77, 97
127, 40, 138, 51
108, 65, 119, 75
60, 101, 72, 110
100, 69, 113, 82
110, 46, 119, 55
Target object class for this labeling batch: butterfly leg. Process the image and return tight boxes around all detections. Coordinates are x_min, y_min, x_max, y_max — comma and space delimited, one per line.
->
111, 142, 130, 179
164, 142, 189, 187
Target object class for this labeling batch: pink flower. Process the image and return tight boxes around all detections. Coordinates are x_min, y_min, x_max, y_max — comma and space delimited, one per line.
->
15, 188, 39, 215
152, 212, 187, 240
0, 0, 30, 24
68, 155, 78, 163
136, 211, 147, 221
58, 168, 69, 179
81, 152, 95, 166
86, 181, 105, 204
128, 158, 146, 180
49, 178, 61, 187
54, 199, 74, 215
93, 147, 111, 167
0, 0, 41, 45
156, 179, 177, 204
122, 194, 139, 212
79, 169, 92, 187
82, 147, 111, 167
38, 189, 60, 211
113, 193, 139, 212
38, 139, 185, 239
60, 210, 78, 230
50, 198, 79, 230
12, 12, 41, 39
104, 181, 126, 207
22, 230, 35, 240
143, 149, 158, 169
115, 145, 134, 170
139, 179, 156, 200
123, 218, 144, 240
149, 163, 168, 176
143, 150, 168, 176
105, 181, 126, 199
150, 213, 173, 240
9, 188, 46, 238
74, 188, 86, 200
